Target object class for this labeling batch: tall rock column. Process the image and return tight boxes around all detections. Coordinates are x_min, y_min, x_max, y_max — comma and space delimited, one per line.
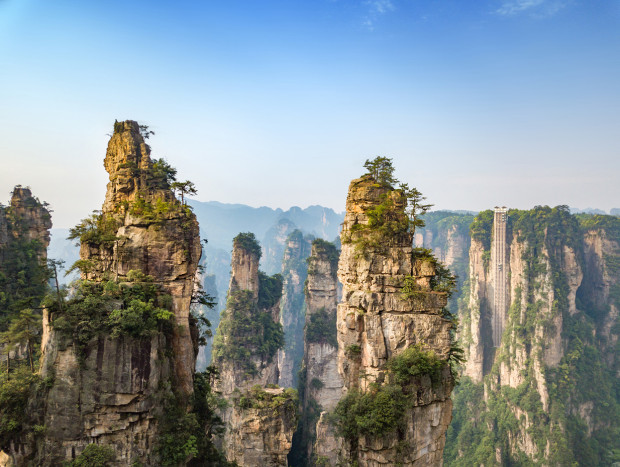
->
298, 239, 343, 465
212, 232, 298, 466
336, 175, 454, 466
277, 230, 312, 388
28, 120, 202, 466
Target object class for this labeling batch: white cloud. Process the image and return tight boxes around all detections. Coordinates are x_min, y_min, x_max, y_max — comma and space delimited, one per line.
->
496, 0, 570, 17
362, 0, 395, 30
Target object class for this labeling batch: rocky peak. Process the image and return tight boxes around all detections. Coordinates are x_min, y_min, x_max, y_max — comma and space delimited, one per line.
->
336, 173, 454, 465
5, 185, 52, 252
102, 120, 170, 212
229, 233, 261, 297
24, 121, 202, 466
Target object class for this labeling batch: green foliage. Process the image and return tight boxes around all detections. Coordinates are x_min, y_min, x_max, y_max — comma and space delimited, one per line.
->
212, 290, 284, 375
0, 365, 38, 446
170, 180, 197, 206
386, 345, 444, 385
68, 444, 115, 467
469, 209, 494, 251
68, 211, 119, 247
150, 158, 178, 187
577, 213, 620, 239
48, 273, 174, 361
305, 309, 337, 348
156, 368, 228, 466
237, 385, 298, 414
345, 344, 361, 356
233, 232, 262, 259
334, 384, 408, 440
128, 195, 176, 221
0, 207, 50, 331
363, 156, 397, 187
257, 271, 283, 309
310, 378, 324, 390
334, 344, 450, 447
401, 275, 424, 300
448, 206, 620, 466
308, 238, 339, 279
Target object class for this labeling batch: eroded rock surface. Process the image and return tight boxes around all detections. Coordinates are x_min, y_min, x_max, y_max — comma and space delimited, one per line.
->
336, 176, 454, 466
20, 121, 201, 466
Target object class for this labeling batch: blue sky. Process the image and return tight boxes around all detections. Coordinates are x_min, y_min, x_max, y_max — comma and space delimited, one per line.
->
1, 0, 619, 227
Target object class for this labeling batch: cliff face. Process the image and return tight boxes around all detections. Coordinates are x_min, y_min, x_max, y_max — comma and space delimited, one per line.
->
23, 121, 202, 466
277, 230, 311, 388
446, 208, 620, 466
336, 176, 455, 466
290, 239, 342, 466
212, 233, 297, 465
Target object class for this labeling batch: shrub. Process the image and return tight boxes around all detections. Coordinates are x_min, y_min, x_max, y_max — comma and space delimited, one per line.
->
233, 232, 262, 259
69, 444, 115, 467
334, 384, 408, 440
386, 345, 444, 385
258, 272, 283, 309
305, 309, 337, 348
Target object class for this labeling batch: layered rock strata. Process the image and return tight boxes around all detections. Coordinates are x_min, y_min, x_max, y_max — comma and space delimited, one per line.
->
22, 120, 201, 466
337, 176, 454, 466
212, 233, 297, 466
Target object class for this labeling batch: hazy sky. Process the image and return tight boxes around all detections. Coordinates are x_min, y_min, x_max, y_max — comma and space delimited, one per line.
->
1, 0, 619, 228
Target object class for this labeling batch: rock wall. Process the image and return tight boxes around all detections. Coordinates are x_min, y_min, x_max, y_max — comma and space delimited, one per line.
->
18, 120, 202, 466
446, 208, 620, 466
212, 233, 297, 465
336, 176, 454, 466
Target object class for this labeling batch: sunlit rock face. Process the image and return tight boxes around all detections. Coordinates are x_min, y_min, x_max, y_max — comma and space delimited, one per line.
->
336, 176, 454, 466
12, 121, 201, 466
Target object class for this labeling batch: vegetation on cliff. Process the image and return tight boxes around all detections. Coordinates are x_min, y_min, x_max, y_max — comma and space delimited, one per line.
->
212, 236, 285, 376
342, 157, 432, 253
335, 345, 448, 441
212, 289, 284, 375
446, 207, 620, 466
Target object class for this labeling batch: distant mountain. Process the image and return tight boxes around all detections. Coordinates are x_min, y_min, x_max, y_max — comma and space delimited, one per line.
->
187, 200, 343, 252
570, 206, 608, 215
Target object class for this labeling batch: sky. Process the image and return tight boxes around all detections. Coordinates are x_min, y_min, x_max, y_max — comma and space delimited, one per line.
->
1, 0, 619, 228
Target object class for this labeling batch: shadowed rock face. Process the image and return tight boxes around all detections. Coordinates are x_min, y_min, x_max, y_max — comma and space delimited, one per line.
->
18, 120, 202, 466
336, 176, 454, 466
302, 240, 343, 465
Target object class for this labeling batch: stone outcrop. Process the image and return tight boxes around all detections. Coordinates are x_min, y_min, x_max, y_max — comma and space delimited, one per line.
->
15, 120, 202, 466
336, 176, 454, 466
277, 230, 311, 388
212, 233, 297, 465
